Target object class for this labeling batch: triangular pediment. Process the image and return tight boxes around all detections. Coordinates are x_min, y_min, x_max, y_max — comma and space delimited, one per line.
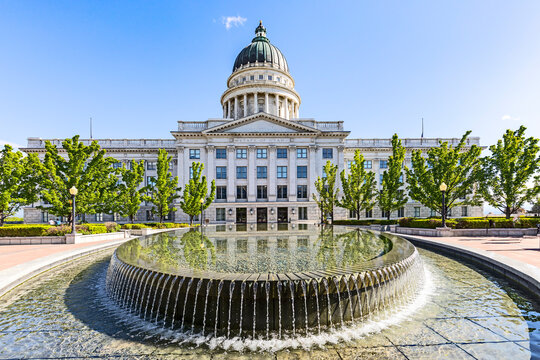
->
202, 113, 320, 135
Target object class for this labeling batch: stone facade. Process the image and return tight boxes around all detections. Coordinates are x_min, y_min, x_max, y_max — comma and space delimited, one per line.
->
22, 23, 483, 224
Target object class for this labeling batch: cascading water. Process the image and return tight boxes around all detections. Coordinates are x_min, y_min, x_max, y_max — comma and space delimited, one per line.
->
105, 225, 426, 345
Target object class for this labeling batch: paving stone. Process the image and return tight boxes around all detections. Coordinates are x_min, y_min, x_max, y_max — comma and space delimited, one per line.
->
384, 323, 448, 346
460, 341, 531, 360
398, 344, 474, 359
424, 318, 508, 343
468, 316, 530, 341
337, 346, 406, 359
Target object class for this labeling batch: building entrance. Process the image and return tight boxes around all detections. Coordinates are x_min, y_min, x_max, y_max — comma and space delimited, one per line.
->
277, 207, 288, 223
236, 208, 247, 223
257, 208, 267, 223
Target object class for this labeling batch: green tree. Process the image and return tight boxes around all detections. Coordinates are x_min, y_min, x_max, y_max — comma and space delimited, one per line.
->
0, 145, 41, 226
378, 134, 408, 220
405, 131, 482, 217
145, 149, 181, 223
115, 160, 145, 223
312, 160, 338, 223
338, 150, 377, 220
39, 136, 117, 225
479, 126, 540, 219
530, 198, 540, 214
179, 162, 216, 225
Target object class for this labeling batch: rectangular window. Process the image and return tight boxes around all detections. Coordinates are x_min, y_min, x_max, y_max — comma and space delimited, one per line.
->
257, 185, 267, 199
216, 186, 227, 200
257, 166, 267, 179
347, 161, 352, 169
189, 149, 200, 159
297, 185, 308, 198
147, 176, 156, 186
298, 207, 308, 220
380, 160, 388, 169
216, 148, 227, 159
364, 160, 372, 169
113, 162, 123, 169
277, 166, 287, 178
297, 166, 307, 178
236, 186, 247, 200
96, 213, 103, 222
322, 148, 333, 159
382, 210, 390, 218
296, 148, 307, 158
277, 185, 288, 199
380, 174, 384, 184
256, 148, 267, 159
277, 148, 288, 158
146, 210, 154, 221
399, 174, 404, 183
250, 75, 254, 81
397, 207, 405, 217
430, 209, 437, 217
259, 74, 264, 80
349, 210, 356, 218
414, 207, 421, 217
462, 206, 468, 217
236, 166, 247, 179
366, 209, 373, 218
268, 75, 273, 80
447, 208, 452, 217
147, 161, 156, 170
189, 167, 193, 179
216, 166, 227, 179
236, 148, 247, 159
41, 212, 48, 222
216, 208, 226, 221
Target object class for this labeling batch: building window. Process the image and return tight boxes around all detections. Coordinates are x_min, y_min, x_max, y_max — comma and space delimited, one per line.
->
216, 148, 227, 159
268, 75, 273, 80
322, 148, 333, 159
382, 210, 390, 218
250, 75, 254, 81
364, 160, 372, 169
146, 210, 154, 221
236, 186, 247, 200
236, 166, 247, 179
189, 149, 200, 159
41, 212, 49, 222
276, 76, 281, 82
277, 166, 287, 178
147, 161, 156, 170
277, 148, 288, 158
447, 208, 452, 217
96, 213, 103, 222
257, 166, 267, 179
113, 162, 123, 169
257, 148, 267, 158
216, 186, 227, 200
216, 166, 227, 179
414, 207, 421, 217
242, 77, 246, 82
298, 207, 308, 220
297, 148, 307, 158
366, 209, 373, 218
259, 74, 264, 80
297, 166, 307, 178
397, 207, 405, 217
257, 185, 267, 199
277, 185, 288, 199
380, 174, 384, 184
216, 208, 226, 221
430, 209, 437, 217
236, 148, 247, 159
462, 206, 468, 217
347, 161, 352, 169
380, 160, 388, 169
297, 185, 308, 199
147, 176, 156, 186
189, 167, 193, 179
349, 210, 357, 218
399, 174, 404, 183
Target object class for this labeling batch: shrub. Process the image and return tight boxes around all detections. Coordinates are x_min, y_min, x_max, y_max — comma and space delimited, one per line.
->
332, 219, 398, 226
0, 225, 51, 237
104, 222, 120, 232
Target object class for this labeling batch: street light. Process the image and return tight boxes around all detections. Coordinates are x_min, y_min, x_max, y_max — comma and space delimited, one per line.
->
440, 182, 447, 228
69, 186, 78, 234
199, 198, 204, 228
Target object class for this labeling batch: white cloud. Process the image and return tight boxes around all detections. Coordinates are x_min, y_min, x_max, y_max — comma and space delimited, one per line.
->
222, 15, 247, 30
0, 140, 23, 150
501, 114, 520, 122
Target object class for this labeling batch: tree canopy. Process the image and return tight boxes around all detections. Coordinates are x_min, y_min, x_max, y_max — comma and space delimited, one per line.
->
179, 162, 216, 225
312, 160, 338, 223
115, 160, 146, 223
145, 149, 181, 223
378, 134, 408, 220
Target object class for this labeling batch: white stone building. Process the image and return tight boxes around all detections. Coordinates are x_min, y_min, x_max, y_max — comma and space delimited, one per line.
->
22, 22, 483, 224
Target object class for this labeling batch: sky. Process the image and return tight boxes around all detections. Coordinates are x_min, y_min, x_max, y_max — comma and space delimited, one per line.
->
1, 1, 539, 150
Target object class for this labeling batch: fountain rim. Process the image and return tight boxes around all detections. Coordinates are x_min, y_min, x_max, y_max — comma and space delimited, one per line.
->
114, 225, 418, 282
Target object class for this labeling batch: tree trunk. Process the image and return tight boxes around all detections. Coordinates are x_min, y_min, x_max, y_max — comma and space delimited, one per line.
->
0, 213, 4, 227
129, 214, 134, 224
505, 206, 511, 220
387, 211, 391, 221
189, 215, 194, 226
356, 205, 360, 220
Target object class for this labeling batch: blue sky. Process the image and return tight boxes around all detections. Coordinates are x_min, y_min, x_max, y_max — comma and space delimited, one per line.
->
1, 1, 539, 150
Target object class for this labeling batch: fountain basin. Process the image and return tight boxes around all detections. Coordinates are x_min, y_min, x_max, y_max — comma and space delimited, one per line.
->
106, 225, 424, 338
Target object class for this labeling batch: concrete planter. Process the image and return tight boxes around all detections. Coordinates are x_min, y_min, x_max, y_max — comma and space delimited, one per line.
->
395, 226, 538, 237
0, 231, 130, 245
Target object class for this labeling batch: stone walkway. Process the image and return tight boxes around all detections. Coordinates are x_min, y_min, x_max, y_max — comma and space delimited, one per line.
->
402, 234, 540, 268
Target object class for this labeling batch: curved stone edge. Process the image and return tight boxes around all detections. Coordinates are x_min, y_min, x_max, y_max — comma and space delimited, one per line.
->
398, 234, 540, 300
0, 237, 135, 298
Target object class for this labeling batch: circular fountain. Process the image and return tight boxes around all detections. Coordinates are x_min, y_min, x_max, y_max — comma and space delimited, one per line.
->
106, 225, 424, 339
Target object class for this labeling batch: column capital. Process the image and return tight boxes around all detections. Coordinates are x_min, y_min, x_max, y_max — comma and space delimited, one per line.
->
206, 145, 215, 152
248, 145, 256, 153
268, 145, 277, 150
309, 145, 319, 151
227, 145, 236, 153
337, 145, 345, 151
288, 145, 297, 150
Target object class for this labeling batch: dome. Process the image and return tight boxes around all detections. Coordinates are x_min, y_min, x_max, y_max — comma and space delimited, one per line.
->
232, 21, 289, 73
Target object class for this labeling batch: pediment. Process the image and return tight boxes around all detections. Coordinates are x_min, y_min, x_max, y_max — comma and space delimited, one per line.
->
202, 113, 320, 135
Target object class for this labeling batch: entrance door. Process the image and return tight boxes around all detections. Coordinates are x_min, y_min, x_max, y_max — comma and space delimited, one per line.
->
257, 208, 267, 223
277, 207, 288, 223
236, 208, 247, 223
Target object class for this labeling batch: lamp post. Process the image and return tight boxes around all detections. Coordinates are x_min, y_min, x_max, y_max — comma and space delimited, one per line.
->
440, 182, 447, 228
69, 186, 78, 234
199, 198, 204, 228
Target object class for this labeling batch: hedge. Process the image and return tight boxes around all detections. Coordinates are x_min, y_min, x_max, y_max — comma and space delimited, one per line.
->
332, 219, 398, 226
121, 222, 191, 230
399, 217, 540, 229
0, 222, 120, 237
0, 225, 51, 237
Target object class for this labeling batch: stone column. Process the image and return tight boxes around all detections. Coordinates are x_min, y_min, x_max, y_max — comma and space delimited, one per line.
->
248, 145, 256, 202
254, 92, 258, 114
177, 146, 185, 189
285, 97, 289, 120
264, 93, 269, 113
243, 94, 247, 118
337, 146, 344, 197
227, 145, 235, 202
275, 94, 279, 117
234, 97, 239, 119
227, 100, 231, 118
309, 145, 319, 202
268, 145, 277, 201
206, 145, 214, 186
288, 145, 297, 201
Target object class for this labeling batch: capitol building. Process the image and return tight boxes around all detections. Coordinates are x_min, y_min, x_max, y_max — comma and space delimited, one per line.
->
23, 22, 483, 224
